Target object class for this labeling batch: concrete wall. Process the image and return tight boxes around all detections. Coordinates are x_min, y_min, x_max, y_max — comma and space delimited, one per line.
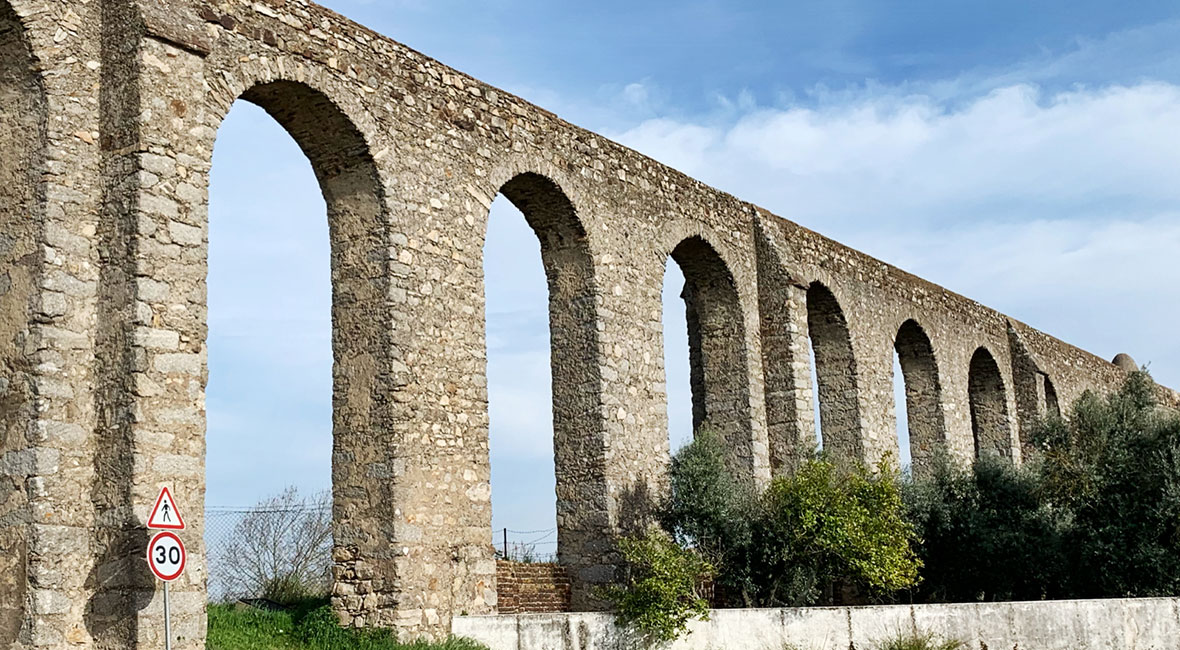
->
455, 599, 1180, 650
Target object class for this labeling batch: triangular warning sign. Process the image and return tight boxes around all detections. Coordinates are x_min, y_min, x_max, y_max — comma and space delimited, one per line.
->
148, 486, 186, 530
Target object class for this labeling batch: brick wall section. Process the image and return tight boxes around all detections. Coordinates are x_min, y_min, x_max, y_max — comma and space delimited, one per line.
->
496, 561, 571, 614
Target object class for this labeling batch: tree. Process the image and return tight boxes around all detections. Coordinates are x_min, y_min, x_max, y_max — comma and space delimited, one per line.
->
1034, 371, 1180, 598
757, 458, 921, 606
660, 428, 759, 606
212, 487, 333, 604
903, 453, 1067, 603
660, 430, 920, 607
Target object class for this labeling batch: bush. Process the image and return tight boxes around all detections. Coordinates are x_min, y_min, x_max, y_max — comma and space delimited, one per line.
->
603, 527, 714, 642
213, 487, 333, 604
873, 630, 964, 650
1034, 371, 1180, 598
661, 431, 920, 608
903, 453, 1068, 602
660, 428, 759, 606
756, 458, 921, 606
908, 371, 1180, 603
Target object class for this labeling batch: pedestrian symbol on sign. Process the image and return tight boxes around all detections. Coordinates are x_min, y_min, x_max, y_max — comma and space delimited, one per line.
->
147, 486, 186, 531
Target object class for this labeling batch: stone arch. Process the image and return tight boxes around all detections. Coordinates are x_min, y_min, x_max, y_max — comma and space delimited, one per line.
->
968, 347, 1012, 459
664, 235, 755, 474
893, 319, 946, 477
226, 80, 389, 620
806, 282, 862, 460
483, 170, 605, 607
114, 70, 394, 637
0, 0, 45, 644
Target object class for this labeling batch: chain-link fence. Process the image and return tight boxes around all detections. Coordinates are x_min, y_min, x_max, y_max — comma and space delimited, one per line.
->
205, 491, 560, 602
204, 489, 332, 603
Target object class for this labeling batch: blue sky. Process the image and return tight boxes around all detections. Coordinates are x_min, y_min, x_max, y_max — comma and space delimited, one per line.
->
205, 1, 1180, 549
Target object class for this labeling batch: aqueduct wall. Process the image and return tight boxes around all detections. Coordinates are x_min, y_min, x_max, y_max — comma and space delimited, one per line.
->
0, 0, 1173, 648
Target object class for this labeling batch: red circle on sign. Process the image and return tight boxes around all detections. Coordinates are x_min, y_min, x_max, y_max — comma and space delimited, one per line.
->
147, 531, 186, 582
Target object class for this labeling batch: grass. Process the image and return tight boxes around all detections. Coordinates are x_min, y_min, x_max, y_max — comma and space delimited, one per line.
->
206, 599, 489, 650
784, 631, 966, 650
874, 631, 966, 650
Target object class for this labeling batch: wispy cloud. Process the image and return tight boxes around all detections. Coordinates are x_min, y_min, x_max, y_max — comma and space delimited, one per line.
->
610, 80, 1180, 389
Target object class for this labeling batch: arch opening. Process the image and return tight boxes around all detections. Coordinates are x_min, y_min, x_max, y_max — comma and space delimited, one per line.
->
664, 236, 754, 473
893, 320, 945, 477
483, 191, 558, 566
0, 2, 44, 644
805, 282, 861, 460
968, 347, 1012, 460
1044, 375, 1061, 418
484, 172, 602, 607
663, 259, 693, 455
810, 343, 823, 451
202, 81, 388, 625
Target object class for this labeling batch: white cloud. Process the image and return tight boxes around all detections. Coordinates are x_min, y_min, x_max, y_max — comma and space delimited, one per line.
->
614, 83, 1180, 227
610, 81, 1180, 389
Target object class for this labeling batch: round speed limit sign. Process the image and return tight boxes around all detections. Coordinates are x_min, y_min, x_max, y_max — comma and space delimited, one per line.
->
147, 531, 186, 582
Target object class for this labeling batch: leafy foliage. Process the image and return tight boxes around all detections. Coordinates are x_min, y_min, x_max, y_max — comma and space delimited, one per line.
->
756, 458, 921, 606
660, 428, 759, 605
909, 371, 1180, 602
661, 430, 920, 608
603, 527, 714, 642
1035, 371, 1180, 598
903, 454, 1068, 602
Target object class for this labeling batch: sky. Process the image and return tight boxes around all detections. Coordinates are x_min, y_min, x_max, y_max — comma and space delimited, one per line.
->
204, 1, 1180, 551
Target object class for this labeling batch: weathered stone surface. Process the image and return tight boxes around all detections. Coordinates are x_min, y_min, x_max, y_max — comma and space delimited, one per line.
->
455, 598, 1180, 650
0, 0, 1175, 648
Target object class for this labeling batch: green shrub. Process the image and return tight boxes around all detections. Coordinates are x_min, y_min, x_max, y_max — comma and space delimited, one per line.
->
908, 371, 1180, 603
1034, 371, 1180, 598
873, 630, 964, 650
662, 430, 920, 607
660, 428, 759, 606
903, 453, 1068, 602
603, 527, 714, 642
756, 458, 921, 606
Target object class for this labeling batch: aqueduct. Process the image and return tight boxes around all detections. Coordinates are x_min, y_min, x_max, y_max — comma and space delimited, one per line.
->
0, 1, 1173, 648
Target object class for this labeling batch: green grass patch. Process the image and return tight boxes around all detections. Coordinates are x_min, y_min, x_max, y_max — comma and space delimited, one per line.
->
874, 631, 965, 650
206, 600, 488, 650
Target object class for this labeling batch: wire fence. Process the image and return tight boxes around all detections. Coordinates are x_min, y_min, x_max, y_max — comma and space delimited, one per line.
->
204, 492, 333, 603
494, 527, 558, 564
204, 499, 558, 602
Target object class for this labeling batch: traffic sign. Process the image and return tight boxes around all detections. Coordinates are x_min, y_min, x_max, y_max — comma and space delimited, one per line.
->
147, 531, 186, 582
148, 486, 185, 530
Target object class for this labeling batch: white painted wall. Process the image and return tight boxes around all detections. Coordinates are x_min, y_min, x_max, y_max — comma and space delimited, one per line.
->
454, 598, 1180, 650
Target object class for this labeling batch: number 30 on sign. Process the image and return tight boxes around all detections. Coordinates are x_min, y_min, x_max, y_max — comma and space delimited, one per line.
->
148, 531, 186, 582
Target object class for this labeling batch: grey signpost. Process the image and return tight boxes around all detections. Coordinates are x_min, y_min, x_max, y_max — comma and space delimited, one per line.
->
147, 487, 187, 650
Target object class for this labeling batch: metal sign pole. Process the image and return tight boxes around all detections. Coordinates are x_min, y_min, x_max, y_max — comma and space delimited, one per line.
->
163, 581, 172, 650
